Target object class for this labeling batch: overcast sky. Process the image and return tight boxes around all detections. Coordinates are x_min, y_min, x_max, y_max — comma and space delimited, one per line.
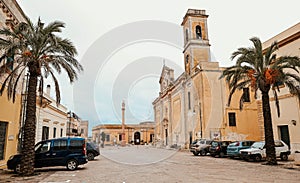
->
17, 0, 300, 135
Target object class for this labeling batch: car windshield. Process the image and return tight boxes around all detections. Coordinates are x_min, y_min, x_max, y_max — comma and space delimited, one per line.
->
251, 142, 264, 149
211, 142, 219, 146
88, 142, 97, 148
199, 140, 206, 144
191, 140, 199, 144
228, 142, 239, 147
206, 141, 212, 144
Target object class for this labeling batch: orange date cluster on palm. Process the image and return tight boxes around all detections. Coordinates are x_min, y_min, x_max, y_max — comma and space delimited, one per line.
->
265, 68, 278, 84
23, 50, 32, 57
247, 69, 256, 88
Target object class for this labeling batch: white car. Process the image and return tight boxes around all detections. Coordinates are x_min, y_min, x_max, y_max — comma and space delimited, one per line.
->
240, 140, 290, 162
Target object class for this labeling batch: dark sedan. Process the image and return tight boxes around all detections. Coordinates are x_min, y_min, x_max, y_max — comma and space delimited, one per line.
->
209, 141, 232, 158
86, 142, 100, 161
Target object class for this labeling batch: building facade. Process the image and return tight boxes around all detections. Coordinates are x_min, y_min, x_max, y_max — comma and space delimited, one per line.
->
66, 111, 81, 137
34, 85, 68, 143
261, 23, 300, 153
0, 0, 27, 169
79, 120, 89, 139
153, 9, 261, 149
92, 122, 155, 146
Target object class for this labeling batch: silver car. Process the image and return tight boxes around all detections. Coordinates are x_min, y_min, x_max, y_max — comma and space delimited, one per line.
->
190, 139, 212, 156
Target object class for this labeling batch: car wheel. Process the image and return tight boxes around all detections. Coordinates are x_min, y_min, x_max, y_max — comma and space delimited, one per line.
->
193, 151, 199, 156
66, 159, 78, 171
254, 155, 261, 162
219, 152, 225, 158
280, 154, 288, 161
200, 150, 206, 156
242, 157, 248, 161
14, 163, 21, 174
87, 152, 95, 161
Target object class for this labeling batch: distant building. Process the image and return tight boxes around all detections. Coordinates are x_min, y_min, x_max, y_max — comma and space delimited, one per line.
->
92, 122, 155, 146
79, 120, 89, 139
0, 0, 27, 169
66, 111, 81, 137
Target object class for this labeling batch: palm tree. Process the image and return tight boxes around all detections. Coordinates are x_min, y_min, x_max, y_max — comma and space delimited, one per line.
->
0, 17, 83, 175
220, 37, 300, 165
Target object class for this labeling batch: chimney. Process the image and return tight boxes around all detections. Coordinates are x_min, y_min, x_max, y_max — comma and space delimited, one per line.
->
46, 84, 50, 95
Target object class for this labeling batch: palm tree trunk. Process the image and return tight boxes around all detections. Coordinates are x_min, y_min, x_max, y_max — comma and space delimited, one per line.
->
20, 74, 38, 175
261, 91, 277, 165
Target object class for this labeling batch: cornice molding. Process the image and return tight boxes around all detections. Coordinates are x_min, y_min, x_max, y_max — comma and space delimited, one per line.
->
263, 31, 300, 54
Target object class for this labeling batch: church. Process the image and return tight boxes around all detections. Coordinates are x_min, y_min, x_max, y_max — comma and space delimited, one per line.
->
153, 9, 261, 149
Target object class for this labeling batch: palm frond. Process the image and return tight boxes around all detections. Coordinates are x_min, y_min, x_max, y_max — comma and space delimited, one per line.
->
272, 89, 280, 117
264, 41, 278, 66
227, 79, 251, 106
285, 80, 300, 100
49, 71, 61, 104
12, 67, 26, 102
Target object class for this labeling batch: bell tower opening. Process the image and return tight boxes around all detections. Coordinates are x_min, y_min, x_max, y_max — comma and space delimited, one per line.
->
196, 25, 202, 39
181, 9, 211, 75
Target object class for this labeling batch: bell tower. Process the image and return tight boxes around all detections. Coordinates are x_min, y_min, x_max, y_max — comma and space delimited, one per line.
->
181, 9, 211, 75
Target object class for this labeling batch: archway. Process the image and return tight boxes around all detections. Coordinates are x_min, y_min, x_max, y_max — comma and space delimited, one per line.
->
134, 132, 141, 145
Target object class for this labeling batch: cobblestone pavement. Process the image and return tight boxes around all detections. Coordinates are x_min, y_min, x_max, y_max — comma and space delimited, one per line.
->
1, 146, 300, 183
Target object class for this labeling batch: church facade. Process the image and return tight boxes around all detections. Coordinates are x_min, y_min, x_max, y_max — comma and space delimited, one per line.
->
153, 9, 261, 149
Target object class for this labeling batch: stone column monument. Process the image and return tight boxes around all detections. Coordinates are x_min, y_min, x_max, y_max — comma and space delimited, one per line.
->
121, 100, 126, 146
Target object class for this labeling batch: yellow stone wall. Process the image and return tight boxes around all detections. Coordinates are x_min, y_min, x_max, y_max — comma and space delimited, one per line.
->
0, 89, 21, 169
0, 0, 27, 169
155, 108, 161, 138
192, 48, 209, 63
172, 96, 181, 133
223, 85, 261, 141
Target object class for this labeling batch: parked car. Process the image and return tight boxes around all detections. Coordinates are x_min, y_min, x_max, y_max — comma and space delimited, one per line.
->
7, 137, 88, 173
209, 141, 232, 157
86, 142, 100, 160
190, 139, 212, 156
240, 140, 290, 162
227, 140, 255, 158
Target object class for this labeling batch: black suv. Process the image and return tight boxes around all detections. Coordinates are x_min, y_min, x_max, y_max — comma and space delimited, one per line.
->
86, 142, 100, 161
209, 141, 232, 158
7, 137, 88, 173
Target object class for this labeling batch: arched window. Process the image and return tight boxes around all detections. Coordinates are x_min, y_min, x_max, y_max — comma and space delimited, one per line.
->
196, 25, 202, 39
185, 29, 189, 42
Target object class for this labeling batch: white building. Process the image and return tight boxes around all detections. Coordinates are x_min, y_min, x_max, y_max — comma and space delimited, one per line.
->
35, 85, 68, 143
261, 22, 300, 153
